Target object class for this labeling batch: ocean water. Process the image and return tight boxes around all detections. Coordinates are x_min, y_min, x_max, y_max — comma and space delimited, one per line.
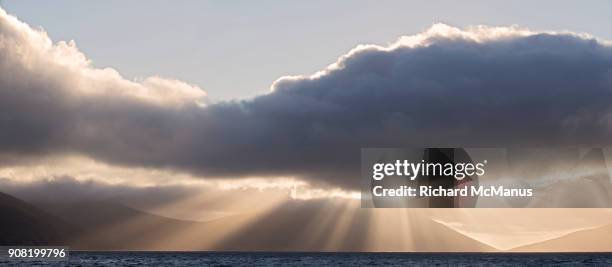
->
2, 252, 612, 266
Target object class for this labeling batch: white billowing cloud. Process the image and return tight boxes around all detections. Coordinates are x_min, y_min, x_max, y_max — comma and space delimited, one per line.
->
272, 23, 600, 87
1, 6, 612, 189
0, 7, 206, 107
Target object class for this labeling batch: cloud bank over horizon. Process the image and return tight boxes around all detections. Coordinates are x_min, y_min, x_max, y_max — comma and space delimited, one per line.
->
1, 7, 612, 189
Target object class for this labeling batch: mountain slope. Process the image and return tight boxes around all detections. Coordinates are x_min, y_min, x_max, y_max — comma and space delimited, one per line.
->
37, 202, 199, 250
213, 204, 497, 252
0, 191, 75, 245
511, 224, 612, 252
29, 199, 497, 251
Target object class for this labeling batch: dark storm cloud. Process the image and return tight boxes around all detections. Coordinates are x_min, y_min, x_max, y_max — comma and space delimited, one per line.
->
1, 7, 612, 188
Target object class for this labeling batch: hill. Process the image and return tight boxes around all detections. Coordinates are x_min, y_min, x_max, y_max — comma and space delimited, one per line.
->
0, 191, 75, 245
511, 224, 612, 252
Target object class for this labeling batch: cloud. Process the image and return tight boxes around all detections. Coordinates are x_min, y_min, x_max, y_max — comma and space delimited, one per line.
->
0, 175, 198, 206
0, 175, 353, 221
1, 7, 612, 189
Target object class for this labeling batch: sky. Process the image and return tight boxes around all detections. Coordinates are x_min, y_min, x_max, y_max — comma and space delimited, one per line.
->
0, 1, 612, 251
1, 0, 611, 101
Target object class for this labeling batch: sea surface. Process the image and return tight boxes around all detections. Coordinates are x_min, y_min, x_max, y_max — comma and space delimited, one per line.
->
2, 252, 612, 266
